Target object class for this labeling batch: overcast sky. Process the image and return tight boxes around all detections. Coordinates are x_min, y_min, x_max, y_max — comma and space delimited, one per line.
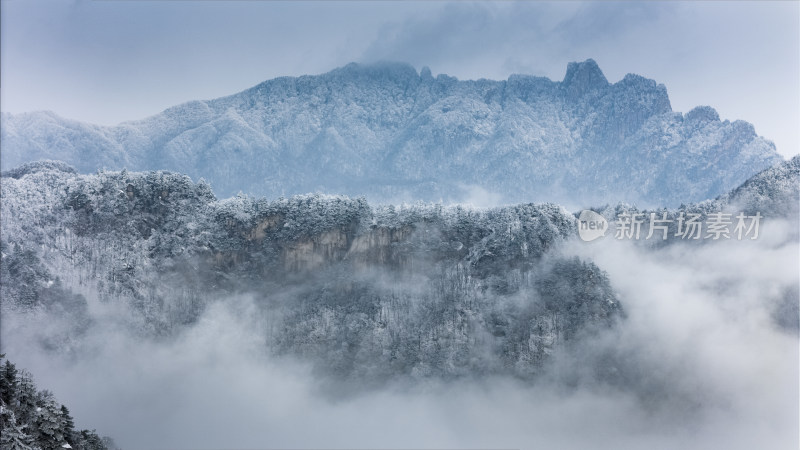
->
1, 0, 798, 157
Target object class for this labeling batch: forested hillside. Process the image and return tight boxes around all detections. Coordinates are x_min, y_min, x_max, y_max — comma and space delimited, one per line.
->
1, 160, 621, 381
2, 157, 797, 384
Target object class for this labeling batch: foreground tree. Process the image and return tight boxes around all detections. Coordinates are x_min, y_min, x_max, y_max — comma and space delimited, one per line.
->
0, 355, 114, 450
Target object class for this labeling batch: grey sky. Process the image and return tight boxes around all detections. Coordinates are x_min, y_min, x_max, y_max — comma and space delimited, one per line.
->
1, 0, 798, 157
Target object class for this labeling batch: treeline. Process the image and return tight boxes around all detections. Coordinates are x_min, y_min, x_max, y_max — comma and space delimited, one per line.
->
0, 355, 115, 450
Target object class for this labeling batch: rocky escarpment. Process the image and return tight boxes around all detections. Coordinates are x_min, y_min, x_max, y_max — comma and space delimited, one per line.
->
4, 157, 797, 383
1, 162, 618, 381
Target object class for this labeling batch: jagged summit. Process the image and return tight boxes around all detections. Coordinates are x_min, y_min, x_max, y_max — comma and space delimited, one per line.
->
330, 61, 421, 82
420, 66, 433, 81
562, 58, 608, 91
0, 60, 782, 207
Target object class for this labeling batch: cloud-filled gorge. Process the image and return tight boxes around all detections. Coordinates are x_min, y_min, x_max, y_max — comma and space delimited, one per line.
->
0, 160, 797, 449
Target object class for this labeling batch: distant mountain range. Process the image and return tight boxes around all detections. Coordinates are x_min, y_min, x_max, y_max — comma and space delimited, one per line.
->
0, 60, 783, 207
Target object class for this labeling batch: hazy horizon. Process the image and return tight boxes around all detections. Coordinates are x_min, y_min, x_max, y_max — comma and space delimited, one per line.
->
1, 1, 798, 157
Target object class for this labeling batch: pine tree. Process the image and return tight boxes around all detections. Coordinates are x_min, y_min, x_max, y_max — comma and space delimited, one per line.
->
33, 391, 68, 449
1, 357, 19, 406
0, 356, 110, 449
0, 407, 37, 450
79, 430, 108, 450
60, 405, 75, 446
16, 372, 39, 426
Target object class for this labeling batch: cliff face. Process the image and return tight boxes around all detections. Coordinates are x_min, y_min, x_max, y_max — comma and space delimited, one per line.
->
0, 60, 782, 207
3, 158, 797, 382
0, 162, 619, 381
6, 158, 800, 381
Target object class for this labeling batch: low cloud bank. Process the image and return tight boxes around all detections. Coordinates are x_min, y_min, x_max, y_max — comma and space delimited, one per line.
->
2, 220, 797, 450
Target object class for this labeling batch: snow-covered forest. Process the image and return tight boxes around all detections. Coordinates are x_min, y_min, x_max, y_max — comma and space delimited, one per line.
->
1, 156, 797, 448
0, 160, 620, 380
1, 355, 114, 449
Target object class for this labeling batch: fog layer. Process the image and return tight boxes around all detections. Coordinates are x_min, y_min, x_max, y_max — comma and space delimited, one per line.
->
3, 215, 797, 449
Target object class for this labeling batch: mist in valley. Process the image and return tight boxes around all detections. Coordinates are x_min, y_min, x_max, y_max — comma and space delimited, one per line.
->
2, 211, 796, 450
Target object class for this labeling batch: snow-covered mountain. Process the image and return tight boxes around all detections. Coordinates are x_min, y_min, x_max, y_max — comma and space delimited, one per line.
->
2, 156, 797, 382
0, 60, 782, 207
1, 159, 620, 381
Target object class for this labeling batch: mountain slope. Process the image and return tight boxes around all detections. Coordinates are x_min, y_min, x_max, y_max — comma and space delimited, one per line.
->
0, 161, 618, 381
2, 156, 797, 382
0, 60, 782, 207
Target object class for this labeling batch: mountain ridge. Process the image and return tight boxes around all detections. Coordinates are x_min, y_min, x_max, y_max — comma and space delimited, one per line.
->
0, 60, 782, 207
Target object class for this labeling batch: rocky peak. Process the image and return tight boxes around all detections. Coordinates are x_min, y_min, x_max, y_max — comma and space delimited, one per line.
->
562, 59, 609, 99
